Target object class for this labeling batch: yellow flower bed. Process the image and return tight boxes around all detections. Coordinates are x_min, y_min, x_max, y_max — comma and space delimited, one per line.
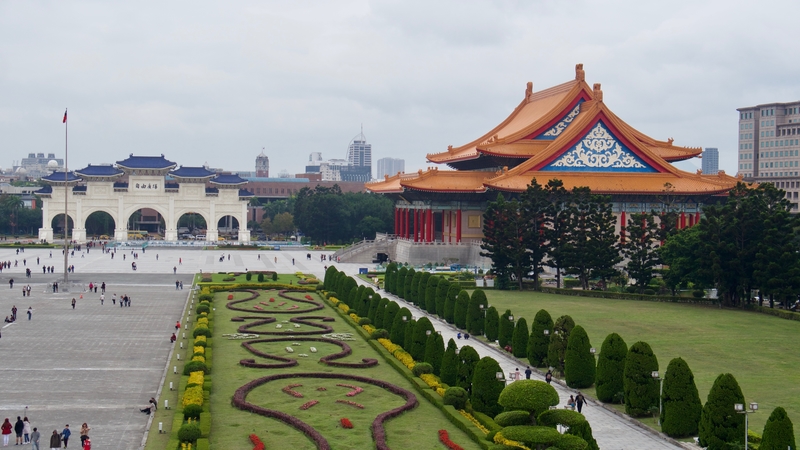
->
194, 336, 207, 345
362, 324, 376, 334
338, 303, 350, 314
436, 387, 446, 397
349, 312, 360, 322
459, 410, 489, 436
180, 443, 193, 450
419, 373, 441, 390
193, 346, 205, 355
378, 338, 400, 353
494, 431, 531, 450
188, 371, 204, 386
392, 349, 415, 370
329, 297, 340, 306
197, 317, 209, 326
192, 355, 205, 363
200, 287, 210, 295
182, 385, 204, 407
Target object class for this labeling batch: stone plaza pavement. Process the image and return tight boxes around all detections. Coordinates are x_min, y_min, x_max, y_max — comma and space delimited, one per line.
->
0, 246, 688, 449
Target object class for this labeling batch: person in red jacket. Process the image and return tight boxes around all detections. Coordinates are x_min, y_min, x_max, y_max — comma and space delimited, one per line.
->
1, 418, 12, 446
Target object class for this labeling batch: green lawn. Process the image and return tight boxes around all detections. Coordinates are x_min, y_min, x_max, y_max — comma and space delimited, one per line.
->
481, 289, 800, 440
210, 289, 482, 449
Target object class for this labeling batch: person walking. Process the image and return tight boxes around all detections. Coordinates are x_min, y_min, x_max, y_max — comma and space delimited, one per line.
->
60, 425, 70, 448
13, 416, 23, 445
49, 430, 60, 450
1, 418, 12, 446
29, 427, 39, 450
78, 424, 89, 447
545, 369, 553, 384
524, 366, 532, 380
22, 418, 31, 444
100, 294, 104, 305
575, 392, 586, 413
71, 298, 76, 309
27, 307, 32, 320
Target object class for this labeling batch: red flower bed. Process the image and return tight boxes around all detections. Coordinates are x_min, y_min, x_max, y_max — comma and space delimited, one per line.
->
340, 418, 353, 429
226, 289, 323, 315
299, 400, 319, 410
269, 298, 275, 302
228, 294, 234, 300
281, 383, 304, 398
337, 383, 364, 397
305, 295, 313, 300
249, 434, 265, 450
438, 430, 464, 450
336, 399, 364, 409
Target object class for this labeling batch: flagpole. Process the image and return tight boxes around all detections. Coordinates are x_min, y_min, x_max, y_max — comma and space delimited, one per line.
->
63, 108, 69, 285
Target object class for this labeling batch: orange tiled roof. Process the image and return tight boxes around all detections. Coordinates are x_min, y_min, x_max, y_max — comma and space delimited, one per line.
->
366, 168, 489, 194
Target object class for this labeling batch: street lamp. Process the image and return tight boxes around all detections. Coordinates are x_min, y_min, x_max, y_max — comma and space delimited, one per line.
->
590, 348, 596, 355
402, 316, 407, 322
496, 371, 506, 385
651, 371, 664, 426
735, 402, 758, 450
508, 315, 514, 322
426, 330, 432, 336
543, 329, 550, 336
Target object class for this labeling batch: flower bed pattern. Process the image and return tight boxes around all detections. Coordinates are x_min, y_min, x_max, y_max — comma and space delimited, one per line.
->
226, 289, 323, 314
336, 383, 364, 397
281, 384, 304, 398
249, 434, 265, 450
340, 418, 353, 429
439, 430, 465, 450
230, 315, 335, 336
239, 336, 378, 369
336, 399, 364, 409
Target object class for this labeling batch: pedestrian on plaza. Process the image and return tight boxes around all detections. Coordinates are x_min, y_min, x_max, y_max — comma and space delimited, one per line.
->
173, 267, 177, 275
457, 332, 462, 339
156, 254, 159, 260
179, 258, 182, 265
26, 285, 31, 296
22, 287, 26, 297
514, 368, 521, 381
14, 416, 23, 445
60, 425, 70, 448
175, 280, 179, 290
88, 282, 93, 292
101, 282, 105, 293
170, 333, 176, 343
179, 281, 183, 290
567, 395, 576, 409
175, 321, 180, 331
29, 427, 39, 450
100, 294, 104, 305
22, 417, 30, 444
120, 297, 124, 308
112, 294, 116, 305
11, 306, 17, 321
525, 366, 532, 379
575, 392, 586, 413
93, 285, 97, 293
49, 430, 60, 450
71, 298, 76, 309
8, 279, 13, 289
1, 418, 12, 446
545, 370, 553, 384
79, 424, 89, 447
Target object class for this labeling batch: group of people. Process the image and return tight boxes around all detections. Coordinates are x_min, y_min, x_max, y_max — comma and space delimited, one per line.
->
0, 417, 91, 450
21, 284, 32, 297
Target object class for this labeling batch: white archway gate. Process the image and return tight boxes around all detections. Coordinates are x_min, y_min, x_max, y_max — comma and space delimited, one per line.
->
37, 155, 252, 244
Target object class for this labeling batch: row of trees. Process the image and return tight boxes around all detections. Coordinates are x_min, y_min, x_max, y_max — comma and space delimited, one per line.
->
0, 194, 41, 236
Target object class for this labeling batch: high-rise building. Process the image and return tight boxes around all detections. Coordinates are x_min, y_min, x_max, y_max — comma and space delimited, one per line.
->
701, 148, 719, 175
377, 157, 405, 178
737, 101, 800, 208
13, 153, 63, 179
255, 150, 269, 177
344, 130, 372, 182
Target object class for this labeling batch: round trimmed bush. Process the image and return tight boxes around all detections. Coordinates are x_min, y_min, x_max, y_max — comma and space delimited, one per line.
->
183, 404, 202, 420
358, 317, 371, 326
595, 332, 627, 403
443, 386, 469, 410
501, 426, 560, 446
370, 329, 389, 340
177, 423, 201, 443
245, 272, 252, 281
198, 294, 213, 302
537, 409, 586, 428
412, 362, 433, 377
196, 304, 210, 314
643, 288, 655, 295
192, 327, 211, 338
193, 339, 207, 348
497, 380, 558, 424
494, 410, 531, 427
565, 421, 599, 450
183, 360, 208, 375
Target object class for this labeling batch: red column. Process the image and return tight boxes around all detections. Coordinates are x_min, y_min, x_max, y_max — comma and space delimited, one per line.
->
680, 212, 686, 229
394, 208, 399, 235
413, 209, 418, 242
695, 212, 701, 225
427, 210, 433, 242
404, 209, 409, 239
688, 213, 694, 227
620, 211, 626, 244
448, 211, 452, 243
456, 209, 462, 243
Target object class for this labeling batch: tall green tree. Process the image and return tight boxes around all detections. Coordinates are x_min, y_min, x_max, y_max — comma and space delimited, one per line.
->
403, 268, 416, 301
481, 193, 530, 290
562, 187, 596, 289
409, 271, 423, 306
384, 262, 398, 293
454, 291, 470, 329
423, 332, 445, 375
373, 297, 390, 329
545, 179, 571, 288
410, 317, 435, 362
698, 373, 745, 450
622, 212, 661, 293
484, 306, 499, 343
588, 193, 621, 288
367, 293, 382, 323
760, 406, 796, 450
444, 283, 460, 324
527, 309, 554, 368
498, 309, 515, 349
623, 341, 659, 417
595, 333, 627, 403
661, 357, 702, 438
546, 315, 575, 375
424, 274, 438, 313
520, 178, 551, 290
466, 290, 488, 335
390, 307, 412, 345
382, 301, 400, 336
434, 277, 450, 318
512, 317, 529, 358
563, 325, 595, 389
396, 266, 408, 298
660, 226, 705, 295
471, 357, 504, 417
456, 346, 480, 393
403, 319, 416, 351
440, 339, 459, 386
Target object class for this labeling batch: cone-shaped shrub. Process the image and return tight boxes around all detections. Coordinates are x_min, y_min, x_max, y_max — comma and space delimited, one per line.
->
390, 307, 412, 345
324, 266, 338, 289
403, 268, 416, 300
396, 267, 408, 298
424, 275, 438, 313
497, 380, 559, 424
411, 271, 425, 306
760, 406, 796, 450
348, 286, 358, 309
546, 315, 575, 375
698, 373, 745, 450
565, 421, 599, 450
564, 325, 595, 389
410, 317, 435, 361
382, 301, 400, 336
444, 283, 460, 324
384, 262, 397, 293
512, 317, 529, 358
485, 306, 499, 343
367, 293, 381, 323
661, 357, 702, 438
435, 277, 450, 318
440, 339, 459, 386
623, 341, 659, 417
527, 309, 554, 367
454, 290, 469, 329
466, 290, 488, 335
471, 357, 504, 417
353, 285, 365, 310
424, 332, 445, 375
498, 310, 514, 349
456, 345, 480, 393
595, 333, 627, 403
403, 319, 416, 351
372, 297, 390, 329
418, 272, 431, 308
341, 277, 357, 305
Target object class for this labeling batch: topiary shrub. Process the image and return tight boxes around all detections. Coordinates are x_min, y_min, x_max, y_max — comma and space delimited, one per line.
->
498, 310, 514, 349
537, 409, 586, 428
196, 304, 210, 314
595, 333, 627, 403
178, 422, 202, 443
271, 272, 278, 281
623, 341, 659, 417
643, 288, 655, 295
405, 269, 418, 303
222, 276, 236, 282
546, 315, 575, 375
760, 406, 796, 450
565, 420, 599, 450
453, 290, 469, 329
661, 357, 702, 438
440, 339, 459, 386
484, 306, 499, 343
412, 362, 433, 377
390, 307, 411, 345
403, 319, 416, 352
498, 380, 559, 425
564, 325, 595, 389
444, 283, 460, 324
198, 294, 213, 302
192, 327, 211, 338
494, 410, 532, 427
527, 309, 553, 367
470, 356, 504, 417
257, 273, 264, 282
370, 329, 389, 340
410, 317, 434, 362
443, 386, 469, 410
372, 298, 390, 329
183, 404, 202, 420
456, 346, 480, 393
245, 272, 252, 281
698, 373, 745, 450
424, 275, 438, 313
357, 317, 371, 326
512, 317, 529, 358
501, 425, 560, 447
396, 267, 408, 298
423, 332, 445, 375
466, 290, 488, 335
435, 277, 450, 318
183, 360, 208, 375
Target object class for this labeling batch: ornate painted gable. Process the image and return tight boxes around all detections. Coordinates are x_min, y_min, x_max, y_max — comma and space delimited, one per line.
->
532, 99, 584, 140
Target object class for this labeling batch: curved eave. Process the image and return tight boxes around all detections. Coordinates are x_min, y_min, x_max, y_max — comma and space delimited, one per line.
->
117, 164, 176, 171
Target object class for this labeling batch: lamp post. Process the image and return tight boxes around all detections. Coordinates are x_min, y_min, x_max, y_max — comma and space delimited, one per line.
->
508, 315, 514, 322
735, 402, 758, 450
496, 371, 506, 386
651, 371, 664, 426
543, 329, 550, 336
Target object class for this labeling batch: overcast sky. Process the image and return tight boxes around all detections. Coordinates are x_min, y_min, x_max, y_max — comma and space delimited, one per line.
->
2, 0, 799, 177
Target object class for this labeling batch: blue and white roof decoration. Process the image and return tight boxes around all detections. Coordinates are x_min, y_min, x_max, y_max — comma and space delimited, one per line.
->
116, 154, 177, 170
169, 166, 216, 178
210, 174, 247, 185
541, 121, 656, 172
534, 100, 583, 140
41, 171, 81, 183
75, 164, 124, 177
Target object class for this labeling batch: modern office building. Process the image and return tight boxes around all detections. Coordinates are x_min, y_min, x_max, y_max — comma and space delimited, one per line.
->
702, 148, 719, 175
737, 101, 800, 207
344, 131, 372, 182
377, 157, 405, 179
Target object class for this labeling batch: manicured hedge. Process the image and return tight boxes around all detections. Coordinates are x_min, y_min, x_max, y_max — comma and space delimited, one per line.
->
540, 286, 717, 305
563, 325, 595, 389
527, 309, 553, 368
595, 333, 627, 403
661, 357, 701, 438
623, 341, 659, 417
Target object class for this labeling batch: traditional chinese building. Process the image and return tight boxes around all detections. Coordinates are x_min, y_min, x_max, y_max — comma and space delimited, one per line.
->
363, 65, 739, 264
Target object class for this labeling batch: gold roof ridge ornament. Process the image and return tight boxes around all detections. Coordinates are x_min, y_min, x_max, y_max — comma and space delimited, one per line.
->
575, 63, 585, 81
526, 81, 534, 102
593, 83, 603, 103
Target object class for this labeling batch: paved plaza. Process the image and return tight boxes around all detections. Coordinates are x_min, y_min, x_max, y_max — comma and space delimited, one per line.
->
0, 245, 687, 449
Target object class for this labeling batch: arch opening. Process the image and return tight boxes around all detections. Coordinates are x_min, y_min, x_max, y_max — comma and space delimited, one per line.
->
177, 212, 207, 240
51, 214, 74, 236
127, 208, 165, 240
85, 211, 116, 239
217, 215, 240, 240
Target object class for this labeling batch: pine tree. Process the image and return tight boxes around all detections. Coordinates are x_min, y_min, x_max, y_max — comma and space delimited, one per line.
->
435, 277, 450, 318
454, 290, 469, 329
564, 325, 595, 389
470, 357, 504, 417
545, 180, 571, 288
390, 307, 412, 345
396, 266, 408, 298
384, 262, 397, 293
546, 315, 575, 375
498, 309, 514, 349
595, 332, 627, 403
698, 373, 745, 450
622, 212, 661, 293
588, 194, 621, 287
466, 290, 488, 335
367, 293, 382, 323
661, 357, 702, 438
520, 178, 550, 290
424, 332, 445, 375
527, 309, 554, 367
324, 266, 339, 290
381, 301, 400, 336
410, 317, 435, 361
623, 341, 659, 417
440, 339, 459, 386
481, 193, 532, 291
484, 306, 499, 343
512, 317, 529, 358
456, 346, 480, 393
403, 268, 416, 301
444, 283, 460, 324
418, 272, 431, 308
372, 297, 389, 329
424, 274, 438, 313
403, 319, 416, 351
760, 406, 796, 450
409, 271, 423, 305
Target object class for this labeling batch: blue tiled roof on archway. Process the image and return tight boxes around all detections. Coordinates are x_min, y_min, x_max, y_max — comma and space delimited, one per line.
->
116, 154, 177, 170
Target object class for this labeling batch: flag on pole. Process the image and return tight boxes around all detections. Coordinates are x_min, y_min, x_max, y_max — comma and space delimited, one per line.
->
62, 109, 67, 123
